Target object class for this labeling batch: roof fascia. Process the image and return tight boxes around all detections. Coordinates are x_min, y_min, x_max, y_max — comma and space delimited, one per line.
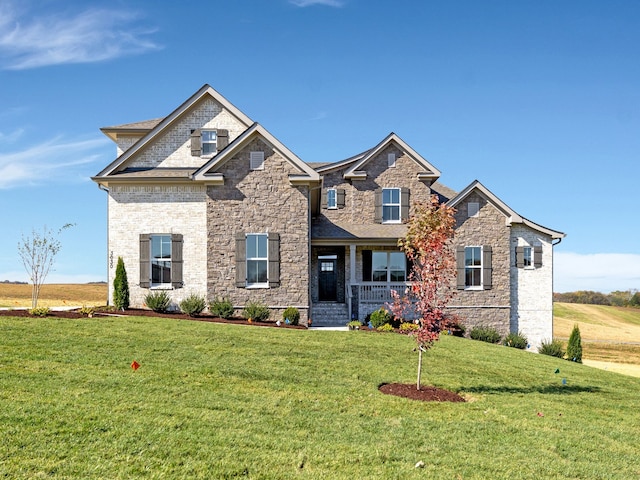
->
314, 149, 371, 174
94, 84, 253, 178
447, 180, 523, 224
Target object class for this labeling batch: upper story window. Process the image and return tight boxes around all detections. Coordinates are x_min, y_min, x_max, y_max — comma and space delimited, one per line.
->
523, 246, 532, 267
250, 151, 265, 170
326, 188, 337, 209
246, 234, 268, 286
201, 130, 217, 156
364, 250, 406, 282
464, 246, 482, 289
151, 234, 172, 286
516, 245, 542, 269
382, 188, 401, 223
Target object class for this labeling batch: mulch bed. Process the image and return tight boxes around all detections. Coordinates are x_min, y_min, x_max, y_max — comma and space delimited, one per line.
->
379, 383, 466, 402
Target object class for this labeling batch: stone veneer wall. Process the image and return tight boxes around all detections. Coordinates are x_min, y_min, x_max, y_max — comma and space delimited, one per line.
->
206, 138, 311, 322
510, 225, 554, 350
126, 98, 249, 170
448, 194, 512, 336
107, 184, 208, 309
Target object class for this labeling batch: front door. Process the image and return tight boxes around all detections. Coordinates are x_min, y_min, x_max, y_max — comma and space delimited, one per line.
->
318, 258, 338, 301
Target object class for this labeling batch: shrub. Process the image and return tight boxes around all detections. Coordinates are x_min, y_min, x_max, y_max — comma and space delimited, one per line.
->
539, 339, 565, 358
347, 320, 363, 330
29, 306, 50, 317
113, 256, 130, 311
368, 308, 392, 329
502, 331, 528, 349
443, 317, 466, 337
79, 305, 95, 317
399, 322, 419, 333
470, 325, 502, 344
145, 291, 171, 313
282, 306, 300, 326
210, 297, 234, 319
566, 324, 583, 363
243, 300, 270, 322
179, 294, 207, 317
376, 323, 394, 332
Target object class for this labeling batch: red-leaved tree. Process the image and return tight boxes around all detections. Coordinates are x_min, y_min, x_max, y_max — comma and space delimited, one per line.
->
389, 195, 457, 390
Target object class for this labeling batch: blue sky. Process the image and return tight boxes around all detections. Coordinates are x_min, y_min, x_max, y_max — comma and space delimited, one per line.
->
0, 0, 639, 293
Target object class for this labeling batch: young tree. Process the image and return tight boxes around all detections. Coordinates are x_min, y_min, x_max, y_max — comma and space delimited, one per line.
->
566, 324, 583, 363
389, 195, 457, 390
113, 256, 130, 311
18, 224, 74, 309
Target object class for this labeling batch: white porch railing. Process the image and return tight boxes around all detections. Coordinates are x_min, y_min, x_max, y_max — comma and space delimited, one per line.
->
358, 283, 408, 304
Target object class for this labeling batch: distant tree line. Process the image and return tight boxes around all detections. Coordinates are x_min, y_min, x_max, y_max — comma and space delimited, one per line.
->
554, 290, 640, 307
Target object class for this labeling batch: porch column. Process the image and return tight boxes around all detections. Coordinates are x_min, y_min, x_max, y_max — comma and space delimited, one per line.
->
349, 244, 356, 320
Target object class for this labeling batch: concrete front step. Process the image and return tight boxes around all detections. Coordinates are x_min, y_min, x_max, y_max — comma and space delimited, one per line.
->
311, 302, 350, 327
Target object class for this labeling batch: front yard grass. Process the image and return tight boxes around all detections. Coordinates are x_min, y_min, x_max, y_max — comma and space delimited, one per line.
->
1, 315, 639, 479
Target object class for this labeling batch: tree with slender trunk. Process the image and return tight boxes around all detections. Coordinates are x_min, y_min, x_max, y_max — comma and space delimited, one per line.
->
389, 196, 457, 390
18, 224, 74, 309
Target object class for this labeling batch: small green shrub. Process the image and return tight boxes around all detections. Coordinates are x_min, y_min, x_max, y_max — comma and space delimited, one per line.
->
243, 300, 270, 322
539, 339, 565, 358
145, 291, 171, 313
399, 322, 419, 333
79, 305, 95, 317
210, 297, 234, 319
29, 306, 50, 317
282, 306, 300, 326
347, 320, 363, 330
376, 323, 394, 332
502, 331, 528, 349
179, 294, 207, 317
368, 308, 392, 328
566, 324, 583, 363
443, 318, 466, 337
470, 325, 502, 344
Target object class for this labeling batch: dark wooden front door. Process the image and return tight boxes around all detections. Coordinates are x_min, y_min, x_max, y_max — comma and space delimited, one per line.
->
318, 259, 338, 301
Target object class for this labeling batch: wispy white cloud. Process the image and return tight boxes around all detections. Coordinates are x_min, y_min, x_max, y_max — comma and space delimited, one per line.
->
0, 134, 109, 189
290, 0, 344, 7
555, 251, 640, 293
0, 128, 24, 144
0, 2, 161, 70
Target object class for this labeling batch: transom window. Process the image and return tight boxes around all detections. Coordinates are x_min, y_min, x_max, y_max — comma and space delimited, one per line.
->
246, 234, 268, 286
372, 251, 406, 282
201, 130, 217, 156
326, 188, 337, 209
465, 246, 482, 288
151, 235, 172, 286
523, 246, 533, 267
382, 188, 401, 223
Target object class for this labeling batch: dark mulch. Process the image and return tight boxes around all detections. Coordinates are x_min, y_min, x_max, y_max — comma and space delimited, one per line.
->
379, 383, 466, 402
0, 308, 306, 329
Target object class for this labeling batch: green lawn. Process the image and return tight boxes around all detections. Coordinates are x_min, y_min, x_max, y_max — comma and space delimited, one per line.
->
1, 316, 639, 479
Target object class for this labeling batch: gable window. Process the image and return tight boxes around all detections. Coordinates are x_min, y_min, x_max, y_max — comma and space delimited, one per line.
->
388, 153, 396, 168
456, 245, 492, 290
201, 130, 217, 156
190, 128, 228, 157
382, 188, 401, 223
326, 188, 337, 209
363, 251, 406, 282
516, 245, 542, 269
236, 232, 280, 288
250, 151, 265, 170
139, 234, 183, 289
468, 202, 479, 217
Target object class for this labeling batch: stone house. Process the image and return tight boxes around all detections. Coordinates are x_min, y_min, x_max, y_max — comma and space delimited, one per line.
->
93, 84, 564, 350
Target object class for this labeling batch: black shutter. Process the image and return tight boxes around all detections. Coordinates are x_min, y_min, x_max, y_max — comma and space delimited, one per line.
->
362, 250, 372, 282
400, 187, 410, 221
374, 189, 382, 223
139, 234, 150, 288
516, 246, 524, 268
217, 129, 229, 150
321, 190, 328, 209
483, 245, 492, 290
268, 233, 280, 287
337, 188, 346, 209
534, 245, 543, 268
191, 129, 202, 156
171, 234, 183, 288
456, 245, 466, 290
235, 233, 246, 288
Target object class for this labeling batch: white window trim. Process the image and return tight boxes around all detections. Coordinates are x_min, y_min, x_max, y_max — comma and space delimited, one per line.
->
246, 233, 268, 288
468, 202, 479, 218
382, 187, 401, 224
250, 151, 265, 171
465, 246, 483, 290
150, 234, 172, 288
326, 188, 337, 209
201, 129, 217, 158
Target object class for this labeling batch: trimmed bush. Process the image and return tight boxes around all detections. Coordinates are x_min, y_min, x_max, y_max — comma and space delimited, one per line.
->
243, 300, 270, 322
502, 331, 528, 349
539, 339, 565, 358
179, 294, 207, 317
566, 324, 583, 363
113, 256, 130, 311
376, 323, 394, 332
470, 325, 502, 344
368, 308, 392, 329
210, 297, 234, 319
399, 321, 419, 333
145, 291, 171, 313
282, 306, 300, 326
79, 305, 95, 317
347, 320, 363, 330
29, 306, 50, 317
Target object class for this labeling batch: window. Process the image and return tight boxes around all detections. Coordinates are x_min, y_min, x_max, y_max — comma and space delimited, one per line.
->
388, 153, 396, 168
365, 251, 406, 282
523, 246, 532, 267
464, 247, 482, 288
326, 188, 337, 209
246, 234, 268, 286
250, 151, 264, 170
382, 188, 401, 223
201, 130, 217, 156
151, 235, 172, 285
468, 202, 479, 217
139, 234, 183, 289
516, 245, 542, 269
